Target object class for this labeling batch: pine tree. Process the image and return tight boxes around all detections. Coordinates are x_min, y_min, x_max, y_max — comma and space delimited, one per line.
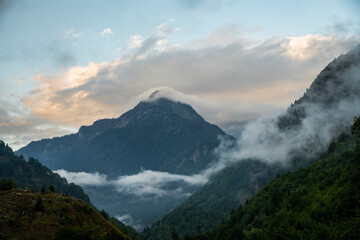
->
35, 196, 45, 212
171, 227, 179, 240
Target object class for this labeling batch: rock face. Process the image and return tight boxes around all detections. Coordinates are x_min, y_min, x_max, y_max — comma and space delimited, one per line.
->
17, 97, 233, 177
0, 189, 130, 240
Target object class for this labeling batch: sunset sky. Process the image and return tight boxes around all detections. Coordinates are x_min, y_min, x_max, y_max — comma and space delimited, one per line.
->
1, 0, 360, 150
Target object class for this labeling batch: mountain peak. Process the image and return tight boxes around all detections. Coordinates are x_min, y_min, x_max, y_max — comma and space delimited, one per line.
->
17, 95, 230, 176
136, 97, 203, 122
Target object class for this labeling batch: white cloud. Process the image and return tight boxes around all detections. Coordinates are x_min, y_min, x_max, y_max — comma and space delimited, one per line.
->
113, 170, 207, 198
281, 34, 354, 60
63, 28, 84, 39
190, 24, 243, 47
22, 34, 357, 132
127, 34, 144, 49
156, 19, 180, 36
54, 169, 108, 186
55, 169, 208, 198
101, 28, 113, 37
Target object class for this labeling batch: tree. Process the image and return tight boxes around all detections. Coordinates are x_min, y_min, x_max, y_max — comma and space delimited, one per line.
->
49, 185, 56, 193
197, 219, 202, 237
351, 116, 360, 145
171, 228, 179, 240
100, 209, 110, 220
41, 186, 46, 194
35, 196, 45, 212
0, 178, 16, 191
351, 116, 360, 184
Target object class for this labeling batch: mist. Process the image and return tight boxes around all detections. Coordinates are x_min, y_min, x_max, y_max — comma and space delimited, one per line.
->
209, 46, 360, 173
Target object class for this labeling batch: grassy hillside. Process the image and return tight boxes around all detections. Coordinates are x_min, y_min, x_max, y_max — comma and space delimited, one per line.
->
188, 121, 360, 239
0, 189, 130, 240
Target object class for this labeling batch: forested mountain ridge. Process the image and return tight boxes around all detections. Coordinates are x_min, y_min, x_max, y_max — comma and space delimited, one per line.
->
190, 118, 360, 240
278, 45, 360, 130
143, 45, 360, 239
17, 97, 233, 177
142, 160, 282, 240
0, 189, 130, 240
0, 140, 91, 204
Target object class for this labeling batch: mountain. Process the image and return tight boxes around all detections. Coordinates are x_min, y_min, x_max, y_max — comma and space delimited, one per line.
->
0, 189, 130, 240
17, 97, 232, 177
15, 96, 233, 230
143, 46, 360, 239
278, 44, 360, 130
193, 122, 360, 240
0, 140, 91, 205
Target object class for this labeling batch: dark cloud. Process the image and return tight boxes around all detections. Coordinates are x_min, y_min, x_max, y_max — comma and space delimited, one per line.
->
47, 42, 77, 68
176, 0, 222, 10
176, 0, 208, 9
0, 0, 14, 29
330, 20, 360, 36
0, 0, 11, 14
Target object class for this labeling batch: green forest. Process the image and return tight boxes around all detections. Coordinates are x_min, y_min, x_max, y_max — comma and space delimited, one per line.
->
181, 118, 360, 240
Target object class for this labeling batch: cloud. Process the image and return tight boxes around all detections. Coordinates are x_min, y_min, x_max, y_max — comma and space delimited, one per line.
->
324, 18, 360, 37
116, 214, 142, 230
63, 29, 85, 39
156, 19, 180, 36
47, 41, 77, 67
281, 34, 358, 60
21, 33, 358, 135
54, 169, 108, 186
0, 0, 13, 18
127, 34, 144, 49
101, 28, 113, 37
208, 50, 360, 173
55, 169, 208, 199
0, 85, 78, 150
176, 0, 220, 10
113, 170, 207, 198
3, 23, 358, 149
190, 24, 243, 47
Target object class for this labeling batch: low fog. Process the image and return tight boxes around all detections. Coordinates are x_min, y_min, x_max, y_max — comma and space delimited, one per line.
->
55, 169, 209, 229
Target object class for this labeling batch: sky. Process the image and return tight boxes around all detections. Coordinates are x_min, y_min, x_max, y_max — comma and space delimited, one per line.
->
1, 0, 360, 150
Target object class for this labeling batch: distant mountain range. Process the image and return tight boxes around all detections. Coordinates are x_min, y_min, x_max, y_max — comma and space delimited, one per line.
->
143, 45, 360, 239
17, 97, 233, 178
